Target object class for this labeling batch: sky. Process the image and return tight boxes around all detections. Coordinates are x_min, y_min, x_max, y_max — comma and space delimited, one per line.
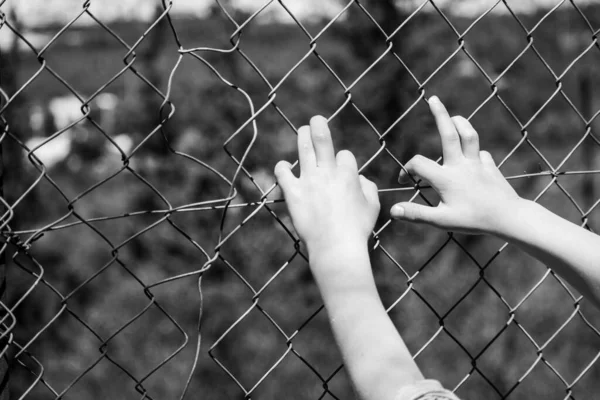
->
1, 0, 599, 27
1, 0, 340, 26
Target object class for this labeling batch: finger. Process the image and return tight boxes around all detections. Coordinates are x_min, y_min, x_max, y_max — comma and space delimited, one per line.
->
429, 96, 462, 164
310, 115, 336, 168
359, 175, 380, 207
390, 202, 445, 226
336, 150, 358, 172
297, 125, 316, 173
274, 161, 298, 193
452, 116, 480, 159
398, 155, 443, 186
479, 150, 496, 167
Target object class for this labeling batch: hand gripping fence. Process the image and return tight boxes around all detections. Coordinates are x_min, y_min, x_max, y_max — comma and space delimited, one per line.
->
1, 0, 600, 399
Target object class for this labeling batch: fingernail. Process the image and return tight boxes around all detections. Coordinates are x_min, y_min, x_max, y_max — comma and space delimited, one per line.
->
311, 115, 328, 128
429, 96, 440, 105
391, 205, 405, 218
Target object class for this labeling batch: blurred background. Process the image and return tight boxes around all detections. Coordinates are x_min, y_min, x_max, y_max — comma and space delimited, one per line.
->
2, 0, 600, 399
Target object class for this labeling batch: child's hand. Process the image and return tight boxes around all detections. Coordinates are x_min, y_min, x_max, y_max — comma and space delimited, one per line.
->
391, 96, 521, 235
274, 116, 380, 256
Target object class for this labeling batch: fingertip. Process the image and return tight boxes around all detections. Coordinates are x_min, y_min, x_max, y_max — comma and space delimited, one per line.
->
296, 126, 317, 171
337, 149, 356, 160
309, 115, 335, 167
298, 125, 311, 135
428, 96, 441, 106
360, 176, 380, 209
453, 116, 480, 158
451, 115, 468, 131
310, 116, 331, 140
310, 115, 328, 126
398, 169, 409, 184
297, 125, 312, 150
429, 96, 449, 118
274, 160, 292, 181
336, 149, 358, 171
274, 160, 291, 174
390, 204, 405, 219
479, 150, 496, 166
452, 115, 474, 129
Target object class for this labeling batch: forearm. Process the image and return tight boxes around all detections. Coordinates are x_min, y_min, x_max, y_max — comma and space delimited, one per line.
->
308, 241, 423, 400
496, 198, 600, 307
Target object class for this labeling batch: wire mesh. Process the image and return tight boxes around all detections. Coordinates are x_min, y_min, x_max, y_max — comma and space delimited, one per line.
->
1, 0, 600, 399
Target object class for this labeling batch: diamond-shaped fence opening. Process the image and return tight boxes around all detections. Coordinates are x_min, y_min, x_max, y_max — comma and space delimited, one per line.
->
1, 0, 600, 399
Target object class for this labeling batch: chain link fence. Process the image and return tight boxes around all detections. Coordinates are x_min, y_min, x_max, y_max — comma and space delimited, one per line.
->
1, 0, 600, 399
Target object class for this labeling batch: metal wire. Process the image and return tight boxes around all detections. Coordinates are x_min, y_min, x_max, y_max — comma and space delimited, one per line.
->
0, 0, 600, 399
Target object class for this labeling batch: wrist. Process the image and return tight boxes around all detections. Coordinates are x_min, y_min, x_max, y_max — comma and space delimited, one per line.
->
307, 238, 373, 284
306, 234, 369, 262
491, 197, 539, 240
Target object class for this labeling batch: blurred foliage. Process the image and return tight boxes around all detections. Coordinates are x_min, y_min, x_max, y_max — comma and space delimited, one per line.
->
3, 2, 600, 399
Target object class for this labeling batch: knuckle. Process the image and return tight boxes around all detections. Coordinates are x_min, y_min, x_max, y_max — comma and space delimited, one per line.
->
312, 132, 326, 141
441, 129, 460, 141
460, 129, 478, 142
413, 206, 424, 221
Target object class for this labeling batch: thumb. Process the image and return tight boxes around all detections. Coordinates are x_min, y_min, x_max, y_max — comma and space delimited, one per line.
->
390, 202, 444, 226
359, 175, 380, 208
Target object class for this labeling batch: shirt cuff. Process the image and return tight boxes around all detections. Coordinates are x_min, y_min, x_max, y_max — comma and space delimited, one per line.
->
395, 379, 461, 400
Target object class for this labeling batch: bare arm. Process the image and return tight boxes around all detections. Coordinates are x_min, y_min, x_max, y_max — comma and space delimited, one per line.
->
274, 117, 425, 400
310, 244, 424, 400
496, 199, 600, 307
391, 96, 600, 309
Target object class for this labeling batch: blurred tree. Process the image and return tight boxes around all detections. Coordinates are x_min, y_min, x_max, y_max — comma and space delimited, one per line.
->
332, 0, 420, 263
342, 0, 416, 163
128, 3, 171, 156
0, 8, 31, 225
4, 5, 600, 399
0, 8, 25, 399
